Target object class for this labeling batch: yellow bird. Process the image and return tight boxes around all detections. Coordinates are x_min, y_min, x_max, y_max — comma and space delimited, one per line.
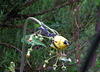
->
50, 35, 69, 50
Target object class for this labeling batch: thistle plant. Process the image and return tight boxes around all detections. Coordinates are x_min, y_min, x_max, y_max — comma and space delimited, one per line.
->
21, 17, 72, 71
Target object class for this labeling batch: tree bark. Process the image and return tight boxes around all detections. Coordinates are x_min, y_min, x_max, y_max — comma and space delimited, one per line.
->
90, 3, 100, 68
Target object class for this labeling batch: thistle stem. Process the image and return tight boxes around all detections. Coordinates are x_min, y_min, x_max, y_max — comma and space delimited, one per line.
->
48, 55, 57, 61
20, 17, 59, 72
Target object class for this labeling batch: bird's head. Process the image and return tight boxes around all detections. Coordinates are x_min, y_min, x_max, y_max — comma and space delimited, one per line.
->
64, 40, 69, 46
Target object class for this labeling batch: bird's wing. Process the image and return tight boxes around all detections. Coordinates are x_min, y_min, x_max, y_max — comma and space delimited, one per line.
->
38, 25, 56, 37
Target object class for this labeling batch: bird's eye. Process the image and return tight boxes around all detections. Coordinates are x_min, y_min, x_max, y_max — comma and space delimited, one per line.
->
64, 40, 67, 44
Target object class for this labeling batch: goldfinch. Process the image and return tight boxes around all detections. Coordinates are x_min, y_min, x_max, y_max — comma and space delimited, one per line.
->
50, 36, 69, 50
39, 25, 69, 50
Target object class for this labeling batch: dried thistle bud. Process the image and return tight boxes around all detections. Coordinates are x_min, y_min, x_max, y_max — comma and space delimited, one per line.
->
29, 39, 32, 42
26, 51, 30, 58
29, 35, 33, 42
26, 54, 30, 58
43, 64, 46, 69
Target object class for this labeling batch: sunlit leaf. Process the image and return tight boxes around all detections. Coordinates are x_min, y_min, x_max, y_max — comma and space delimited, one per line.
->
8, 67, 15, 72
21, 35, 46, 47
34, 24, 40, 28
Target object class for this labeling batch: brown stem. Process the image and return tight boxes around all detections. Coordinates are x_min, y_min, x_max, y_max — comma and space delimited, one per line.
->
67, 38, 89, 57
71, 3, 76, 59
57, 49, 62, 56
17, 0, 79, 18
5, 0, 38, 20
0, 41, 21, 53
74, 4, 80, 70
23, 0, 38, 8
0, 24, 34, 33
79, 0, 86, 11
77, 5, 80, 67
78, 27, 80, 66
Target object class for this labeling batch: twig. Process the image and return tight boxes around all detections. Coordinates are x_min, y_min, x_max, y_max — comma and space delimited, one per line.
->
45, 60, 85, 71
67, 38, 89, 57
5, 0, 38, 20
71, 3, 76, 59
17, 0, 79, 18
0, 41, 22, 53
74, 9, 79, 28
85, 16, 96, 28
26, 59, 32, 68
79, 0, 86, 11
0, 24, 34, 33
63, 7, 70, 24
74, 4, 80, 68
23, 0, 38, 8
94, 67, 100, 72
77, 5, 80, 67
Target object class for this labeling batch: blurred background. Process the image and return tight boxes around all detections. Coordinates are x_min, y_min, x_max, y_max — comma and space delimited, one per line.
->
0, 0, 100, 72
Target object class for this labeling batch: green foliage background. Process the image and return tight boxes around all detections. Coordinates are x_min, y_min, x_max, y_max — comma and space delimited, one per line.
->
0, 0, 99, 72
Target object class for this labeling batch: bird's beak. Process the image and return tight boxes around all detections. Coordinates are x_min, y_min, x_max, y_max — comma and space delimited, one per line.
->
66, 43, 69, 46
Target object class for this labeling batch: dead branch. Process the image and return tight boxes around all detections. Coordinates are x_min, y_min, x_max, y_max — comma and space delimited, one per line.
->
23, 0, 38, 8
0, 24, 34, 33
5, 0, 38, 20
17, 0, 79, 18
0, 41, 22, 53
